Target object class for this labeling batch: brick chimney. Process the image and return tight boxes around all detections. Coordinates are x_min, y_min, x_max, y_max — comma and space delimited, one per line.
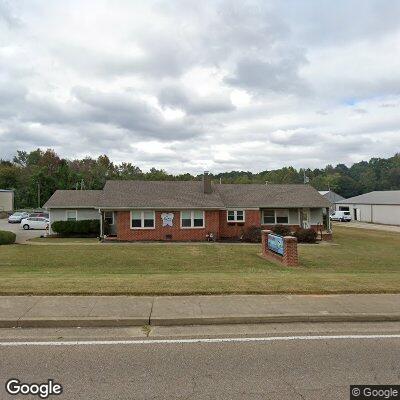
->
203, 171, 212, 194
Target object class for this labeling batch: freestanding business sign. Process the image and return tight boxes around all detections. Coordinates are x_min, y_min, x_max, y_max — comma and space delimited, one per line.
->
262, 230, 299, 267
268, 233, 284, 256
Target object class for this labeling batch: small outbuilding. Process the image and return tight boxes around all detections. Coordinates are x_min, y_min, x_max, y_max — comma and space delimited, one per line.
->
336, 191, 400, 226
0, 189, 14, 212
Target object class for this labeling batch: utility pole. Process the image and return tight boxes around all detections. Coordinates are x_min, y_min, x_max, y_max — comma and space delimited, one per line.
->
303, 170, 310, 184
37, 182, 41, 208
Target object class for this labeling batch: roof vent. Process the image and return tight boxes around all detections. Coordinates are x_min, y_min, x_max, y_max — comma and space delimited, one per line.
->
203, 171, 212, 194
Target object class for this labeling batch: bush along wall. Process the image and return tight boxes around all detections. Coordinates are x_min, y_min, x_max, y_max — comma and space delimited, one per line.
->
271, 224, 292, 237
0, 230, 16, 245
51, 219, 100, 236
242, 226, 262, 243
293, 228, 317, 243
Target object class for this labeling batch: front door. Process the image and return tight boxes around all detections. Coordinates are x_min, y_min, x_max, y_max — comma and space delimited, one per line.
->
104, 211, 116, 235
300, 208, 310, 229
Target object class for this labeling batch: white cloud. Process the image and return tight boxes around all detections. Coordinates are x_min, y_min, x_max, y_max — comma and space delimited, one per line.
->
0, 0, 399, 173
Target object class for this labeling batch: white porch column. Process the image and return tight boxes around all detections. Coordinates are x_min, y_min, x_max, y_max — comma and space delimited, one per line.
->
99, 209, 103, 238
326, 207, 331, 231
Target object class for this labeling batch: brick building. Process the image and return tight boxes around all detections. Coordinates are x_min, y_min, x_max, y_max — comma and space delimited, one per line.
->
44, 173, 331, 241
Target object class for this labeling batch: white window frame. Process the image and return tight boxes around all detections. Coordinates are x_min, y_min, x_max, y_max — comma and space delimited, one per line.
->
262, 209, 289, 225
66, 210, 77, 221
227, 210, 245, 222
180, 210, 205, 229
104, 211, 114, 225
130, 210, 155, 230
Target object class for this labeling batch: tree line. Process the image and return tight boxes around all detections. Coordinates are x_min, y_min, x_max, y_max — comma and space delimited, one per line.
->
0, 149, 399, 209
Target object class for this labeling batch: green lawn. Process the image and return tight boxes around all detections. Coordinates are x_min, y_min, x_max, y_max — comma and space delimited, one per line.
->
29, 237, 99, 243
1, 226, 399, 295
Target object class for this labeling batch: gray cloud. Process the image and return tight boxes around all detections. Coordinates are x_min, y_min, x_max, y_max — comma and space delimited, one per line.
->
72, 86, 203, 141
225, 55, 308, 95
0, 0, 399, 172
158, 84, 235, 114
275, 0, 400, 47
0, 0, 20, 27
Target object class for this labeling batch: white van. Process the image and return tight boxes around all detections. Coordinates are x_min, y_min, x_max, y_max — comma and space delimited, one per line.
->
330, 210, 352, 222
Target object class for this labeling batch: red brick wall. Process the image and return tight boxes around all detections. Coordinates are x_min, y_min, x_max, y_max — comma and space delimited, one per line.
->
219, 210, 260, 239
219, 210, 319, 240
116, 210, 220, 241
114, 209, 320, 242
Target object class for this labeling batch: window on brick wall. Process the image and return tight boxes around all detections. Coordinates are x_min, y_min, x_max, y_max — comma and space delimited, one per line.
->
181, 210, 205, 228
104, 211, 114, 225
131, 210, 155, 229
262, 209, 289, 224
227, 210, 245, 222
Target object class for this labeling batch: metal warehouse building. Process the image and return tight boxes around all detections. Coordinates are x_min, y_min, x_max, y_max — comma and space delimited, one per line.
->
336, 191, 400, 226
0, 189, 14, 212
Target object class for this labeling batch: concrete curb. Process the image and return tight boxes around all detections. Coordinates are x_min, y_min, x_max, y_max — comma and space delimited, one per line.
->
0, 318, 149, 329
2, 314, 400, 328
150, 314, 400, 326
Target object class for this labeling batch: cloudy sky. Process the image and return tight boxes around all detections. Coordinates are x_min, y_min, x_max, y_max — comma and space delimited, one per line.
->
1, 0, 400, 173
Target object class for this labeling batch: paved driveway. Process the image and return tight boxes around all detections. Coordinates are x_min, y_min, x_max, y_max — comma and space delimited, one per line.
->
334, 221, 400, 233
0, 218, 45, 243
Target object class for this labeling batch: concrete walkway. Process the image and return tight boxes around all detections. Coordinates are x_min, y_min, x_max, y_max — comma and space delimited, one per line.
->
335, 221, 400, 233
0, 294, 399, 328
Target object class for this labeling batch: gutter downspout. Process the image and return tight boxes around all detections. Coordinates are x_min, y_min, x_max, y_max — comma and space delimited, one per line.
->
99, 209, 103, 240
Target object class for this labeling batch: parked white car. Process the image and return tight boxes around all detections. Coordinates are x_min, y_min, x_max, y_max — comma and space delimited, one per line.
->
20, 217, 49, 230
8, 212, 29, 223
330, 211, 352, 222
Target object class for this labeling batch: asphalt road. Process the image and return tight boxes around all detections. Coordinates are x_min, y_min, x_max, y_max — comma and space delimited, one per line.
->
0, 323, 399, 399
0, 218, 44, 243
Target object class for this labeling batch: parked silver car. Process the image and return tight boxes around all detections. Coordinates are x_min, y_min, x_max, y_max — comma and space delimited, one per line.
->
8, 212, 29, 223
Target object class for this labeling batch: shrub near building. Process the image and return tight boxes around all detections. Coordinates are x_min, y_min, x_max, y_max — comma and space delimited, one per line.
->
51, 219, 100, 237
242, 226, 262, 242
293, 228, 317, 243
0, 230, 16, 245
271, 225, 292, 237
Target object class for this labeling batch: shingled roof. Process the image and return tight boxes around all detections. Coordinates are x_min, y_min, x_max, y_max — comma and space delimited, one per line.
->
100, 180, 225, 209
44, 180, 330, 209
43, 190, 102, 208
215, 184, 330, 208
